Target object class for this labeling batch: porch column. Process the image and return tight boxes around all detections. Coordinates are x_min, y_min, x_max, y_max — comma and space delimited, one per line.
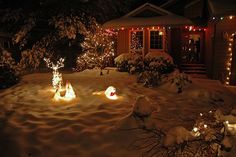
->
170, 28, 182, 66
230, 35, 236, 85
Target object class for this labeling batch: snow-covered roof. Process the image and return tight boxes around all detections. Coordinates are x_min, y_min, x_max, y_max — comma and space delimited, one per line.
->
185, 0, 201, 9
208, 0, 236, 16
160, 0, 179, 8
103, 3, 193, 28
124, 3, 173, 17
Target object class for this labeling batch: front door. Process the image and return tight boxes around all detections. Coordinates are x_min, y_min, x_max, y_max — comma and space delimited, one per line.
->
181, 31, 204, 64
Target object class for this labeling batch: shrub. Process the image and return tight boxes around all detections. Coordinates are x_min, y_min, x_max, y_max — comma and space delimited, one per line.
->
137, 71, 161, 87
0, 65, 20, 89
170, 73, 192, 93
0, 49, 20, 89
115, 53, 144, 73
144, 52, 175, 74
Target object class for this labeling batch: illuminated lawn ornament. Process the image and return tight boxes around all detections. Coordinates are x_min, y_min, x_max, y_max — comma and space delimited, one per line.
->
105, 86, 118, 100
53, 82, 76, 101
44, 58, 65, 90
225, 121, 236, 135
64, 82, 76, 100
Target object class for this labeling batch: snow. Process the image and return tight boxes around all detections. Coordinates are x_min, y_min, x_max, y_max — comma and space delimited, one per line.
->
144, 51, 173, 63
103, 15, 193, 28
114, 53, 132, 64
0, 69, 236, 157
163, 126, 195, 147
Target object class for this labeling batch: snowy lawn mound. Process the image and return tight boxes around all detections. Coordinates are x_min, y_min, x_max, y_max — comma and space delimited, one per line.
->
0, 69, 236, 157
116, 96, 160, 130
163, 126, 195, 147
133, 96, 158, 117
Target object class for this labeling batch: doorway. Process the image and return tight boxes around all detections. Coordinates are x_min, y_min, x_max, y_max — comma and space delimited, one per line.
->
181, 32, 204, 64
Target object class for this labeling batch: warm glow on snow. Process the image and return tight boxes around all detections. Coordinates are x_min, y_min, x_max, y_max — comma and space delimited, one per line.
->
105, 86, 118, 100
53, 82, 76, 101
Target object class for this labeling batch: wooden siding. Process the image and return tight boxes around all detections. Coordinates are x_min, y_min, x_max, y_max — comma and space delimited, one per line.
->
212, 18, 236, 80
170, 28, 182, 65
117, 30, 129, 56
204, 22, 214, 78
117, 28, 168, 57
231, 37, 236, 85
144, 29, 149, 55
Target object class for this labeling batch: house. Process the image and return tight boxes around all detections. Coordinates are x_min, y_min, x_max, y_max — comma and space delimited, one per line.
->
103, 1, 236, 85
184, 0, 236, 84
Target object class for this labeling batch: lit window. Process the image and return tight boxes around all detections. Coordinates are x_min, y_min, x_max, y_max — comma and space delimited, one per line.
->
130, 31, 143, 50
150, 31, 163, 49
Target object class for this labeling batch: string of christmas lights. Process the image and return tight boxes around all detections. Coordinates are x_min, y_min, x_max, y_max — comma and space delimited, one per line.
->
44, 58, 65, 89
105, 25, 208, 32
77, 24, 116, 72
225, 32, 235, 85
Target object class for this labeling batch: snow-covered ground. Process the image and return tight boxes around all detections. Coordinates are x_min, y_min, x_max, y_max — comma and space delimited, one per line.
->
0, 69, 236, 157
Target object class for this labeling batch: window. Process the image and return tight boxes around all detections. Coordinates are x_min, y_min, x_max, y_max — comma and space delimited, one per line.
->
150, 30, 163, 49
130, 31, 143, 50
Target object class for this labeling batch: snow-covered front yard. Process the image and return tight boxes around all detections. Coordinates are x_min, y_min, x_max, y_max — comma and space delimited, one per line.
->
0, 69, 236, 157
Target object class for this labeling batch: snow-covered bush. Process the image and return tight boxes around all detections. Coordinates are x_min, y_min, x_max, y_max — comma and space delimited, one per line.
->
19, 49, 47, 72
114, 53, 133, 72
137, 71, 161, 87
114, 53, 143, 73
163, 126, 195, 147
0, 49, 17, 69
170, 73, 192, 93
128, 109, 228, 157
50, 14, 87, 39
0, 48, 20, 88
144, 51, 175, 74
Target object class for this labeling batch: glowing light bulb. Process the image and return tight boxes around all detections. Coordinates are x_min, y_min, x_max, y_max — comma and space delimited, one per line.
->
193, 127, 198, 132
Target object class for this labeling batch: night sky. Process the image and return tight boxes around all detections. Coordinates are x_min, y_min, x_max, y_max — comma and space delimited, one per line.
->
0, 0, 170, 22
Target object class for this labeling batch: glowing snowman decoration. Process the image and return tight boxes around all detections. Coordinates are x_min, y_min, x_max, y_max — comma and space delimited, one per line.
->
105, 86, 118, 100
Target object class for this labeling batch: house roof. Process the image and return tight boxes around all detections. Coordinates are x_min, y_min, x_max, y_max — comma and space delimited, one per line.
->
184, 0, 236, 16
103, 3, 193, 28
208, 0, 236, 16
160, 0, 179, 8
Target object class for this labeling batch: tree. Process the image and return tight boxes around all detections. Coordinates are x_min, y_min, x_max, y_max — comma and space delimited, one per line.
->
76, 18, 116, 74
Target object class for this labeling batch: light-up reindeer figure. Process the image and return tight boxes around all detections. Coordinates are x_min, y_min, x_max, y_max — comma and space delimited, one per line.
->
44, 58, 65, 90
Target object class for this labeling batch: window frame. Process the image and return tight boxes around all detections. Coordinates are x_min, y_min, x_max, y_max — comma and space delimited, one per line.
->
148, 29, 164, 51
129, 29, 144, 55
